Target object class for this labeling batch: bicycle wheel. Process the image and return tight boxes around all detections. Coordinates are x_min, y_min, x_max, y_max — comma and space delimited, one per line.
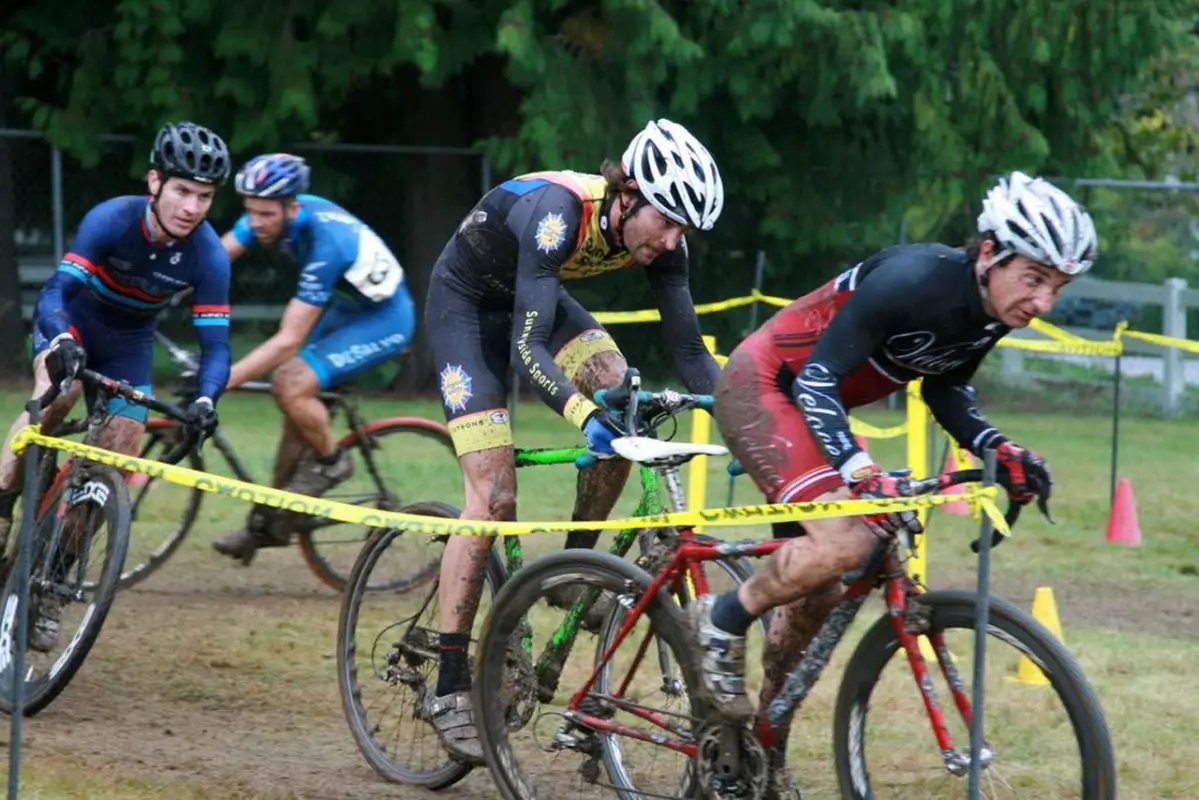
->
0, 465, 131, 715
477, 549, 708, 800
299, 419, 461, 592
101, 420, 204, 590
833, 589, 1115, 799
337, 500, 506, 789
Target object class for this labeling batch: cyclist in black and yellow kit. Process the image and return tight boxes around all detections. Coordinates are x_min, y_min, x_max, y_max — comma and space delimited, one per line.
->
423, 119, 725, 761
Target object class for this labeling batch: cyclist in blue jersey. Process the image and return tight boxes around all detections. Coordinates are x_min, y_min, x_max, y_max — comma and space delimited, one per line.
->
212, 153, 415, 563
0, 120, 232, 651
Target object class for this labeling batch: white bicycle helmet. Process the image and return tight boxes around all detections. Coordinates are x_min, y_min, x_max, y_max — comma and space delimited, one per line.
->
977, 171, 1097, 275
621, 119, 723, 230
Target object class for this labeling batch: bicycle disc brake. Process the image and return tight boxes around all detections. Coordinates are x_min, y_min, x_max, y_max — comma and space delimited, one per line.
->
696, 719, 768, 800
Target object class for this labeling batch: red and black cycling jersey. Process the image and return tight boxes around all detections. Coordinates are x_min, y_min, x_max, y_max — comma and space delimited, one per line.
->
440, 170, 720, 419
752, 243, 1009, 475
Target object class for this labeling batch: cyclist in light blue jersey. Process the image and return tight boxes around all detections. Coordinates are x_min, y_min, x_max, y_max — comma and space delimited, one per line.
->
213, 153, 415, 563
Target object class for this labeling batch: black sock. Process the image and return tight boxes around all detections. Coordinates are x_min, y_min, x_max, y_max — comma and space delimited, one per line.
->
711, 591, 756, 637
565, 513, 600, 550
0, 488, 18, 519
436, 632, 471, 696
317, 447, 343, 467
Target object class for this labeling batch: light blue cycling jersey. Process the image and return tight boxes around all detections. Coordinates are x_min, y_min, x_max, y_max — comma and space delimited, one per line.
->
231, 194, 413, 388
231, 194, 407, 311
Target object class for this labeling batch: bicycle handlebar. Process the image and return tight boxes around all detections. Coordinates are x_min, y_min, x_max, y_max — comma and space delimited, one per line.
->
576, 368, 714, 469
716, 465, 1047, 552
37, 368, 200, 466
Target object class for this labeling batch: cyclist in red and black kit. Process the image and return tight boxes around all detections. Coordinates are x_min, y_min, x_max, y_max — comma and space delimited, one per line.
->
423, 119, 724, 762
691, 172, 1096, 795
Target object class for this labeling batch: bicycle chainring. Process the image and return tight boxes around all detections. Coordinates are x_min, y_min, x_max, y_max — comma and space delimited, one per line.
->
695, 719, 768, 800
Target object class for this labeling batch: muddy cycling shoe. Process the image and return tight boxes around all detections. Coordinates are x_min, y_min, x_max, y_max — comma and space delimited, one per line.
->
29, 593, 65, 653
543, 583, 615, 634
285, 448, 354, 498
423, 689, 484, 764
689, 594, 755, 723
213, 505, 290, 565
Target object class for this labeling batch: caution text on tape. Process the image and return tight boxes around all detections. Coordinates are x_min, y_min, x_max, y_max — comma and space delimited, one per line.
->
11, 426, 1010, 538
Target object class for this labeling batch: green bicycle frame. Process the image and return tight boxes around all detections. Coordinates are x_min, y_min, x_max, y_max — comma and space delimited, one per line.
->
507, 447, 667, 693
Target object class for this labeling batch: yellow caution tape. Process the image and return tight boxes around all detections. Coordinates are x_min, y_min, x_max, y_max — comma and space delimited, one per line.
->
592, 294, 758, 325
1119, 327, 1199, 356
1027, 317, 1088, 343
849, 418, 907, 439
11, 426, 1010, 539
996, 336, 1122, 357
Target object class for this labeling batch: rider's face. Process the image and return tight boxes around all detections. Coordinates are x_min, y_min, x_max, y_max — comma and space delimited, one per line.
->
622, 201, 689, 266
148, 174, 215, 238
980, 241, 1071, 328
243, 197, 297, 246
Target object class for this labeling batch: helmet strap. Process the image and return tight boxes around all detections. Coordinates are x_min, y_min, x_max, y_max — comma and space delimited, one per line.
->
613, 192, 647, 248
619, 194, 647, 225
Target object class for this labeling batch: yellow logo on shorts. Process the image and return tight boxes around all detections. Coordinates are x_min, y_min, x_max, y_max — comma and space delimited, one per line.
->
535, 212, 567, 253
439, 364, 474, 413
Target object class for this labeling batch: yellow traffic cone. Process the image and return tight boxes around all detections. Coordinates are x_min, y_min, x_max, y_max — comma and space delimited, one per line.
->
1007, 587, 1065, 686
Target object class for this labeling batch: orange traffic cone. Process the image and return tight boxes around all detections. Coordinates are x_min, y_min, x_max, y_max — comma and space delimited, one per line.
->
941, 448, 972, 516
1105, 478, 1142, 546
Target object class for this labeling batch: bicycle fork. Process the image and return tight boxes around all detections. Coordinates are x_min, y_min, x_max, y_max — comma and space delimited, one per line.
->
891, 577, 995, 776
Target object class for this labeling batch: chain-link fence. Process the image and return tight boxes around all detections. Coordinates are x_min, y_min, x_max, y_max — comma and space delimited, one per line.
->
2, 127, 490, 319
1, 128, 492, 390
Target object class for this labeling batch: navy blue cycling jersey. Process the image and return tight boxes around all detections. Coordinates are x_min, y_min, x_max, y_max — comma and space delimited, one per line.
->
231, 194, 406, 311
33, 195, 232, 399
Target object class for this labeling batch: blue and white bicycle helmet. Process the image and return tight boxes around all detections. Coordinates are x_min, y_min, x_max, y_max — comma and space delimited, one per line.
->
234, 153, 311, 199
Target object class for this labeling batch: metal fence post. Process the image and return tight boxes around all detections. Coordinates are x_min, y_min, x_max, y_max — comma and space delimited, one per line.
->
51, 146, 64, 259
8, 400, 45, 800
1162, 277, 1187, 417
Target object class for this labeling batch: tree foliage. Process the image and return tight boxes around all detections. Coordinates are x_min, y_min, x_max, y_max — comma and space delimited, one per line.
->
2, 0, 1195, 378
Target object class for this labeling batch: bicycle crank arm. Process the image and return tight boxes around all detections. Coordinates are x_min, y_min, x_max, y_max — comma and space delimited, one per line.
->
713, 724, 744, 780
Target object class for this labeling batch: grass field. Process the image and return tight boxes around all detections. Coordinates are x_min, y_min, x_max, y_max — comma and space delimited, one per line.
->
0, 385, 1197, 798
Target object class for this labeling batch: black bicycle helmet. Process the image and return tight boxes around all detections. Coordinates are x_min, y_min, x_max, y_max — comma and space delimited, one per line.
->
150, 121, 231, 186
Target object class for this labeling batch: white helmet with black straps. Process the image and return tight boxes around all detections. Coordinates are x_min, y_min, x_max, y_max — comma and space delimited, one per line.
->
977, 171, 1098, 275
621, 119, 723, 231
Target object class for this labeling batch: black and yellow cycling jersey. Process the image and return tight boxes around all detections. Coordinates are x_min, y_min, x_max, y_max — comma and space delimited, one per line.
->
427, 170, 720, 455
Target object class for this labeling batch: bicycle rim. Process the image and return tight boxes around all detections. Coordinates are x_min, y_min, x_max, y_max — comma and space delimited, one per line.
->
298, 421, 460, 592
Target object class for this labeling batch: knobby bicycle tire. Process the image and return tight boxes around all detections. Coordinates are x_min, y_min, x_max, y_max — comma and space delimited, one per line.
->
299, 419, 458, 592
0, 465, 131, 715
832, 590, 1115, 800
476, 549, 705, 800
337, 500, 505, 790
